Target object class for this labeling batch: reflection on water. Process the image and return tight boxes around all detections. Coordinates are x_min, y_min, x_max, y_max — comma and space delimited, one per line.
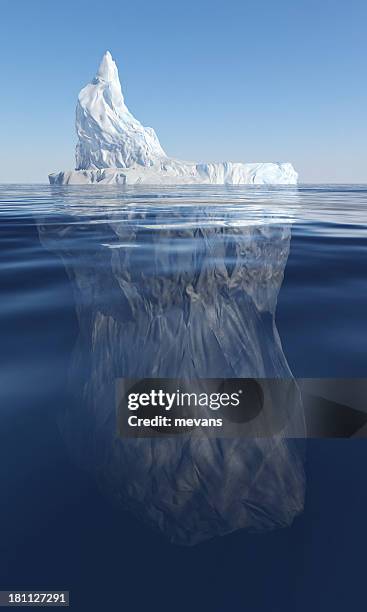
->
2, 184, 367, 545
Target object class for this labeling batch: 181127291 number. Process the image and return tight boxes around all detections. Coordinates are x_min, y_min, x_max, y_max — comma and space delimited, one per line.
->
0, 592, 69, 606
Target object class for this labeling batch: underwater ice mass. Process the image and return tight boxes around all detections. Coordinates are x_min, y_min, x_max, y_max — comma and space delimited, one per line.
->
38, 200, 305, 545
49, 51, 298, 186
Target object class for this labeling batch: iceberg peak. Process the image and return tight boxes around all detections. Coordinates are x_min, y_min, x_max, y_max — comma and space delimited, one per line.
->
75, 51, 166, 170
96, 50, 119, 84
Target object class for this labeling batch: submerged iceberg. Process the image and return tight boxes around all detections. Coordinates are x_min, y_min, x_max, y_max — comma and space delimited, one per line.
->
38, 197, 305, 545
49, 52, 298, 186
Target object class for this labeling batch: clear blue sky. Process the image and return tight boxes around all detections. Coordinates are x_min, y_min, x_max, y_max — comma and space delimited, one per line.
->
1, 0, 367, 183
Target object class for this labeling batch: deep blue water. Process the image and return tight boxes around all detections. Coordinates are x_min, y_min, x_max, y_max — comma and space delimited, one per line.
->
1, 184, 367, 611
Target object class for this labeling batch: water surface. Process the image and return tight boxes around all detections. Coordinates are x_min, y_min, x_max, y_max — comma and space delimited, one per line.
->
1, 184, 367, 610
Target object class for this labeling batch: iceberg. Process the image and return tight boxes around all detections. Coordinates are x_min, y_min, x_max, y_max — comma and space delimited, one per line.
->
49, 52, 298, 186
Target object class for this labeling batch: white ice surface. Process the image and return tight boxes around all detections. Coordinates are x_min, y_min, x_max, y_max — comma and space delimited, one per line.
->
49, 52, 298, 186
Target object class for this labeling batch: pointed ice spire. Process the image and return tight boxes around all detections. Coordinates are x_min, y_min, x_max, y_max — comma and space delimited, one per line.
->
75, 51, 166, 170
96, 51, 119, 84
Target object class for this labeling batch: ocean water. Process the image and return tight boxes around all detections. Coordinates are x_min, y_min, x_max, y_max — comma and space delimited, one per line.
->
1, 184, 367, 610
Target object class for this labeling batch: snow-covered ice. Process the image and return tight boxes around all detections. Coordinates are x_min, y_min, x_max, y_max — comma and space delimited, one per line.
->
49, 52, 298, 186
